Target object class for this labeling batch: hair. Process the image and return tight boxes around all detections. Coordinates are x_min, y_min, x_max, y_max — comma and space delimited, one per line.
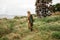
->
27, 11, 31, 14
27, 11, 31, 17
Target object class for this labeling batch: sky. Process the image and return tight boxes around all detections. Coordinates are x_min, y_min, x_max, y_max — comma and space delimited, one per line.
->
0, 0, 60, 16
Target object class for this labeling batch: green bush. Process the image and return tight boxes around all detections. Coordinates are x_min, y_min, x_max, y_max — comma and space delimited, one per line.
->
37, 24, 60, 31
2, 18, 8, 20
0, 37, 9, 40
0, 28, 11, 38
14, 16, 20, 19
7, 20, 16, 31
40, 16, 60, 23
20, 16, 27, 18
52, 31, 60, 39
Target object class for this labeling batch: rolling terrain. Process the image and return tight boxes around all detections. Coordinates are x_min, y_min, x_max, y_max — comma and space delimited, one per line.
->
0, 12, 60, 40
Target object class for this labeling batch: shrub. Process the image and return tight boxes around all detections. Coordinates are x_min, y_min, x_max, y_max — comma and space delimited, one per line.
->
40, 16, 60, 23
20, 16, 27, 18
0, 28, 11, 38
38, 24, 60, 31
14, 16, 20, 19
52, 31, 60, 39
7, 20, 16, 31
0, 37, 9, 40
2, 18, 7, 20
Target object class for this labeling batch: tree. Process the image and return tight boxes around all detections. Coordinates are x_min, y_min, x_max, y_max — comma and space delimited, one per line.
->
52, 3, 60, 12
35, 0, 52, 18
55, 3, 60, 12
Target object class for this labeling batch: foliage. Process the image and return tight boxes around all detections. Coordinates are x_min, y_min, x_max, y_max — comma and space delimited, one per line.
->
53, 3, 60, 12
0, 14, 60, 40
0, 37, 9, 40
14, 16, 20, 19
52, 31, 60, 39
40, 16, 60, 23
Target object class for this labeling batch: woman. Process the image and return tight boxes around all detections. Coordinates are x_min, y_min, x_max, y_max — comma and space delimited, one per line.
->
27, 11, 33, 31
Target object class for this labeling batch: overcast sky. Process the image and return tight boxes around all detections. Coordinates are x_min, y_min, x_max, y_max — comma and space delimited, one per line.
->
0, 0, 60, 16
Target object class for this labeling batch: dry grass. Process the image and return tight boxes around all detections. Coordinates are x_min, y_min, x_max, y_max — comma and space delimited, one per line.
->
52, 12, 60, 16
0, 13, 60, 40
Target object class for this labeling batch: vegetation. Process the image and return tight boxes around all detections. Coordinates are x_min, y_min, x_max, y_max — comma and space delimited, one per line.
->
52, 31, 60, 39
53, 3, 60, 12
0, 13, 60, 40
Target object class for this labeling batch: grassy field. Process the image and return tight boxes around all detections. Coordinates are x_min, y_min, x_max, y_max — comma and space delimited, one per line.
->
0, 13, 60, 40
